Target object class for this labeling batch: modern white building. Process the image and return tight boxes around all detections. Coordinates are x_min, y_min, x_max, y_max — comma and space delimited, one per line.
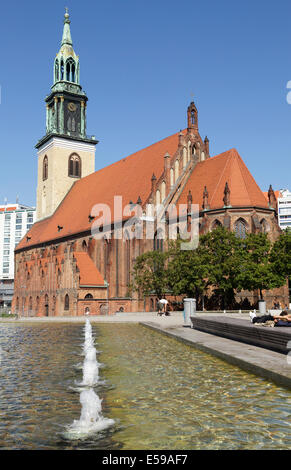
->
277, 189, 291, 230
0, 203, 36, 307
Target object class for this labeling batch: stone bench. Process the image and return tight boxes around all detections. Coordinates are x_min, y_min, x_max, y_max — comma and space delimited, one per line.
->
190, 316, 291, 354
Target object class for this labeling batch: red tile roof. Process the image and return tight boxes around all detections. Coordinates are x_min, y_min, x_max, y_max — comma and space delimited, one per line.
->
73, 252, 105, 286
17, 130, 183, 249
16, 138, 268, 251
178, 148, 269, 211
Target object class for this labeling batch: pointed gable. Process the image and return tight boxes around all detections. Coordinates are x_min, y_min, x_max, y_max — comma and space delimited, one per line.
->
178, 148, 268, 210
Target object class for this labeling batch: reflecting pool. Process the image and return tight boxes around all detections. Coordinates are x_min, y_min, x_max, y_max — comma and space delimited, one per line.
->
0, 322, 290, 449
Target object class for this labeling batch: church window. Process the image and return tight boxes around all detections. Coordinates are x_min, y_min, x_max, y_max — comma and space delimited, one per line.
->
55, 59, 59, 82
201, 151, 205, 161
212, 219, 222, 230
43, 156, 48, 181
72, 63, 75, 82
235, 218, 247, 239
60, 60, 64, 80
68, 153, 81, 178
85, 293, 93, 299
153, 229, 164, 252
191, 109, 195, 125
64, 294, 69, 310
66, 58, 76, 82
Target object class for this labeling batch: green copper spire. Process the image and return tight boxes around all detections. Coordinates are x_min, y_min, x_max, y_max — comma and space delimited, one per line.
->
53, 8, 80, 87
36, 9, 98, 151
61, 7, 73, 46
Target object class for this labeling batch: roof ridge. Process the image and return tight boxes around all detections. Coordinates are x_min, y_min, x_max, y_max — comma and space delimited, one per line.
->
209, 150, 233, 206
82, 128, 186, 183
231, 152, 252, 206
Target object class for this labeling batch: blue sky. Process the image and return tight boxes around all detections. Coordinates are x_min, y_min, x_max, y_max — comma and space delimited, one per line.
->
0, 0, 290, 206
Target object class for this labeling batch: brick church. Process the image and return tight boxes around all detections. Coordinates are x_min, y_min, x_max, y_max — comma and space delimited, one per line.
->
12, 11, 288, 316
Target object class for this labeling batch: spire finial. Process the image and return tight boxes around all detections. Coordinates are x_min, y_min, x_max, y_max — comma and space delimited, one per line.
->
61, 7, 73, 46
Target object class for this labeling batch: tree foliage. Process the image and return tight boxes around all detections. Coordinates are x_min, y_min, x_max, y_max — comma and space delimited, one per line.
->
271, 228, 291, 279
130, 227, 288, 308
167, 239, 212, 302
131, 250, 169, 299
237, 233, 286, 299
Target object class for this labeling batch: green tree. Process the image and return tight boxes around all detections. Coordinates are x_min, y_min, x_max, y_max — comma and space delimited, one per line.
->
131, 250, 169, 299
271, 228, 291, 279
167, 239, 211, 308
238, 232, 286, 300
199, 227, 246, 309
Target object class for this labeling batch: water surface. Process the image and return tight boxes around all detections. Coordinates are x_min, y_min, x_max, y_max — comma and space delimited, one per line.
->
0, 322, 290, 449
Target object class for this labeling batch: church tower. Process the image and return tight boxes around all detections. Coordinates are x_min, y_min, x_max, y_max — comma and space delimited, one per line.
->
36, 9, 97, 220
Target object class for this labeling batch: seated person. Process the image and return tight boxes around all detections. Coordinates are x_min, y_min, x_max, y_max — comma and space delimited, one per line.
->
274, 311, 291, 327
250, 310, 291, 326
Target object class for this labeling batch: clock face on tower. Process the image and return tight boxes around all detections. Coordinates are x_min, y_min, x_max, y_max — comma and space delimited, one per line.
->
68, 102, 77, 112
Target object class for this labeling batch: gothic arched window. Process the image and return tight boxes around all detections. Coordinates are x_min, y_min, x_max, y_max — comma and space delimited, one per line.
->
43, 156, 48, 181
235, 218, 247, 239
60, 60, 64, 80
153, 229, 164, 252
66, 58, 76, 82
68, 153, 81, 178
212, 219, 222, 231
64, 294, 69, 310
85, 293, 93, 299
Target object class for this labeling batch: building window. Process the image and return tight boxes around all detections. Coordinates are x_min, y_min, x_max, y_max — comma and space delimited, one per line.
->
43, 156, 48, 181
64, 294, 70, 310
153, 230, 164, 252
85, 293, 93, 299
27, 212, 34, 223
68, 154, 81, 178
235, 218, 247, 239
211, 220, 222, 230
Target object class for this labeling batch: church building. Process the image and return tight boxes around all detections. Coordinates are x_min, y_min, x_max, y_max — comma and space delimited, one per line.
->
12, 11, 288, 316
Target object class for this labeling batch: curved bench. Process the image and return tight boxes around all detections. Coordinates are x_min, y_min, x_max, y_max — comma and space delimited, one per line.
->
190, 316, 291, 354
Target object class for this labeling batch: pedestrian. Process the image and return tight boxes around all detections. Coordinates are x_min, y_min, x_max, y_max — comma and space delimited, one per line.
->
157, 299, 163, 316
159, 298, 168, 314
